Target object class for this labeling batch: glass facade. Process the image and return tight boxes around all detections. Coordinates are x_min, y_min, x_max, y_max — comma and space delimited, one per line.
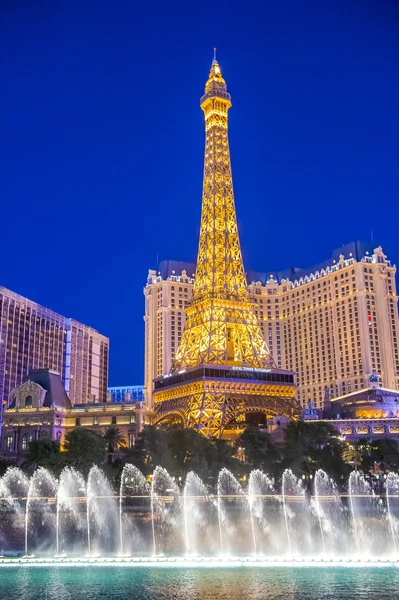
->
0, 286, 109, 411
154, 367, 294, 391
108, 385, 144, 403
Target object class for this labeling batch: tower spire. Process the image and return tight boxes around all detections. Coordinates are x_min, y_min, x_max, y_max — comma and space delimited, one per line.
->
173, 55, 273, 371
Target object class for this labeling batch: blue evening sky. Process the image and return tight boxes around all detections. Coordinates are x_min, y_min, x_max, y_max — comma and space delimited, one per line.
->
1, 0, 398, 384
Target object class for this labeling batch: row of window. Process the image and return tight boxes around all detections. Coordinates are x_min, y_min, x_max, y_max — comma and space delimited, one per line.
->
6, 431, 37, 453
74, 414, 136, 426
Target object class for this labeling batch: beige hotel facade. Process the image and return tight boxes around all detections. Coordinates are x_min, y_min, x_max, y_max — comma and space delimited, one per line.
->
144, 242, 399, 409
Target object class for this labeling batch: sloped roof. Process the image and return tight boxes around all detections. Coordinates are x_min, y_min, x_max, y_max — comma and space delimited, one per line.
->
23, 369, 72, 410
331, 386, 399, 405
247, 241, 376, 285
157, 260, 196, 280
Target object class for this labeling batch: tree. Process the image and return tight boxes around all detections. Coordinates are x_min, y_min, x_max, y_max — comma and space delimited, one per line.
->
127, 426, 172, 475
235, 427, 281, 476
343, 442, 363, 472
343, 439, 373, 473
282, 421, 348, 484
103, 427, 126, 463
23, 438, 60, 472
120, 426, 241, 487
63, 428, 106, 475
0, 458, 14, 477
166, 428, 209, 478
202, 438, 242, 486
371, 438, 399, 473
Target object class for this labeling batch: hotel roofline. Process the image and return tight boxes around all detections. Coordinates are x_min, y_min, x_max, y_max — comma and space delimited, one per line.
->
149, 241, 394, 289
0, 285, 107, 339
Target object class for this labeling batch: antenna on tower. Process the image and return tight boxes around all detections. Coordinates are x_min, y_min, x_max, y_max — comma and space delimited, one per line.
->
213, 47, 217, 62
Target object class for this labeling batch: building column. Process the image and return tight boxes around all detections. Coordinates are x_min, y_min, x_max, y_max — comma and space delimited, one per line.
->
374, 267, 395, 388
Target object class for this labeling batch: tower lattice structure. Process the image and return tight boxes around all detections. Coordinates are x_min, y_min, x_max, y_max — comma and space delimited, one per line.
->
153, 55, 296, 437
173, 56, 273, 372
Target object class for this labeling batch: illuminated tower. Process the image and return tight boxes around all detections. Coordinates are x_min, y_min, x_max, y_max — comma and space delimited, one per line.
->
172, 54, 272, 371
153, 54, 297, 437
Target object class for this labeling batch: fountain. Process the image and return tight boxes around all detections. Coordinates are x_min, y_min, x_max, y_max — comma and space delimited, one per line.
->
86, 466, 118, 555
25, 467, 58, 556
119, 464, 149, 555
386, 472, 399, 551
183, 472, 211, 555
282, 469, 311, 555
0, 464, 397, 564
56, 467, 86, 555
217, 468, 247, 554
248, 469, 281, 554
0, 467, 29, 517
348, 470, 385, 555
313, 469, 347, 555
0, 468, 29, 552
150, 466, 180, 555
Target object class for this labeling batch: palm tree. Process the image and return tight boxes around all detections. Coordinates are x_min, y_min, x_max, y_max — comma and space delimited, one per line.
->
103, 427, 126, 463
343, 440, 371, 472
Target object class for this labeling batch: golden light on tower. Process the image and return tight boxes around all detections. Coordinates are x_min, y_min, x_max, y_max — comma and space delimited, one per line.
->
173, 54, 272, 372
153, 54, 297, 437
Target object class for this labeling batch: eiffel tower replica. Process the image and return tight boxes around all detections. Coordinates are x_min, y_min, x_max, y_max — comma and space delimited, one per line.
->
153, 53, 297, 437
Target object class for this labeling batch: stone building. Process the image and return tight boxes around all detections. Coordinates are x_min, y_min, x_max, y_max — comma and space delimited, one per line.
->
266, 374, 399, 443
0, 369, 151, 462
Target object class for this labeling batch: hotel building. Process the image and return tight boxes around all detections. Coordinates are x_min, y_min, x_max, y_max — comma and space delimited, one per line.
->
0, 286, 109, 411
144, 243, 399, 409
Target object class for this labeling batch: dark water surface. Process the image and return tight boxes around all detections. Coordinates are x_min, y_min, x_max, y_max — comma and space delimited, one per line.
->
0, 566, 397, 600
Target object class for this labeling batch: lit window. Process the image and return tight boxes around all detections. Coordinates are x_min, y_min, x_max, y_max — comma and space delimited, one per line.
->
6, 434, 13, 453
21, 432, 33, 453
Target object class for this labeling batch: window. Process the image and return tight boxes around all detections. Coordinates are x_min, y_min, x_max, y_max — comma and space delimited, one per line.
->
21, 432, 33, 453
129, 434, 135, 448
75, 418, 81, 426
112, 416, 117, 425
93, 416, 99, 425
25, 395, 33, 408
6, 434, 13, 453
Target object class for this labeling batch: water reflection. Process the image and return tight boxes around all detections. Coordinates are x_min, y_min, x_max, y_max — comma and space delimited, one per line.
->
1, 567, 399, 600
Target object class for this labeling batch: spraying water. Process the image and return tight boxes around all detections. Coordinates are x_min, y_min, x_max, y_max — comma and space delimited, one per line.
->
151, 466, 180, 556
248, 469, 275, 554
86, 466, 118, 555
183, 472, 208, 555
119, 464, 149, 555
1, 467, 29, 515
0, 465, 397, 560
348, 470, 379, 555
217, 468, 244, 555
386, 472, 399, 553
56, 467, 86, 555
25, 468, 57, 556
282, 469, 305, 555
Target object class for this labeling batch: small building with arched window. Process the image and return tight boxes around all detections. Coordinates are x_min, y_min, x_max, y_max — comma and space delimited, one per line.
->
0, 369, 151, 463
